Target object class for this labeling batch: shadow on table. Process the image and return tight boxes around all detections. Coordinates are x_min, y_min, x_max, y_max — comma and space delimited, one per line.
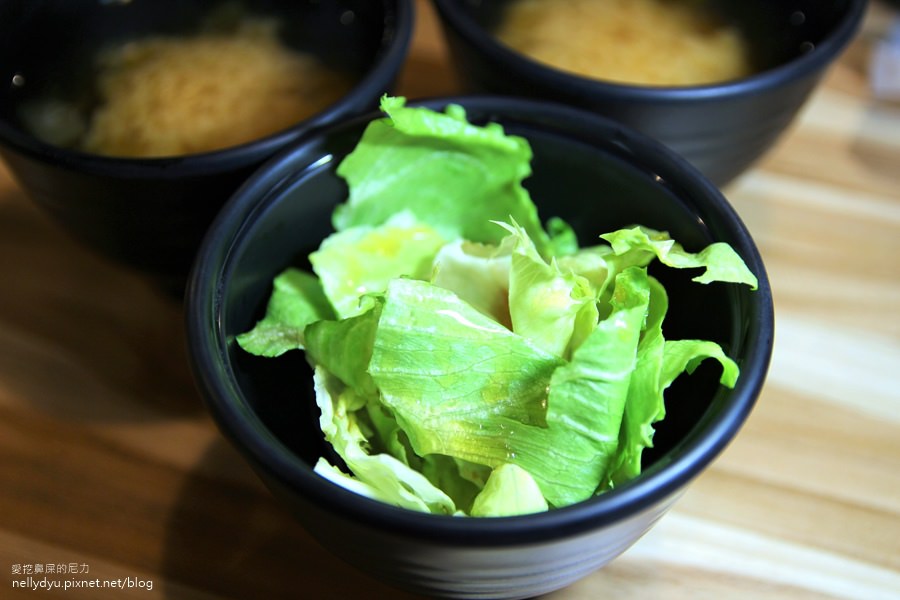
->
0, 188, 202, 422
160, 439, 427, 600
158, 441, 655, 599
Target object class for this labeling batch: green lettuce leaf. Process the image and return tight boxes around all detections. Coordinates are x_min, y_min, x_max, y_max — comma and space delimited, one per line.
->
310, 211, 445, 319
605, 275, 670, 488
537, 266, 651, 505
332, 96, 551, 253
312, 367, 459, 515
501, 220, 597, 359
546, 216, 579, 257
236, 268, 334, 357
419, 454, 485, 514
431, 237, 514, 327
470, 463, 548, 517
606, 280, 742, 489
304, 303, 381, 398
367, 268, 654, 508
369, 278, 564, 468
661, 340, 740, 389
600, 226, 759, 289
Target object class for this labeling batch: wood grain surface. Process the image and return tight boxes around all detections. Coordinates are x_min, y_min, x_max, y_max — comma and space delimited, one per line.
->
2, 1, 898, 598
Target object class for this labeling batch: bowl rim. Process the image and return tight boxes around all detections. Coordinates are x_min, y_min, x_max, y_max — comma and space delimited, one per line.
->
186, 95, 775, 546
0, 0, 415, 180
430, 0, 868, 102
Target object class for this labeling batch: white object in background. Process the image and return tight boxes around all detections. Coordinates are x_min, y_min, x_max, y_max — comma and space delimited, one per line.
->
871, 18, 900, 100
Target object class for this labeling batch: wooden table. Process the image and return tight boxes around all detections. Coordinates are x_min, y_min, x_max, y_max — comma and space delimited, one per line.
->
2, 1, 898, 598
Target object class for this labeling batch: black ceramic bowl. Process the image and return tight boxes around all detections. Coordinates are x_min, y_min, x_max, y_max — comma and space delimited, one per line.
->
431, 0, 867, 187
186, 96, 774, 599
0, 0, 413, 292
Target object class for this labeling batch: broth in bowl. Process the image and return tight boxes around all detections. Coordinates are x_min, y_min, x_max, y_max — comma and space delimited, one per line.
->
495, 0, 754, 86
20, 5, 354, 157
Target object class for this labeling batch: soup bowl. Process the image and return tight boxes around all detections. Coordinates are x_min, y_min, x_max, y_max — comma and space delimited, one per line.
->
431, 0, 867, 186
0, 0, 413, 292
185, 96, 774, 599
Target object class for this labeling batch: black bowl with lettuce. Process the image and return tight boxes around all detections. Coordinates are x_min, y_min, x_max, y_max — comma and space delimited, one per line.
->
185, 96, 774, 599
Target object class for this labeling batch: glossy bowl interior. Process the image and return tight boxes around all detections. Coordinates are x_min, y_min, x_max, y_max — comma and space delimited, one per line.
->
431, 0, 867, 186
0, 0, 413, 291
186, 97, 774, 599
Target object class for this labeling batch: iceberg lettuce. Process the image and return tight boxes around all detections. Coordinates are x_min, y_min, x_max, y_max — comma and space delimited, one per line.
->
235, 268, 333, 357
237, 97, 756, 516
332, 96, 551, 254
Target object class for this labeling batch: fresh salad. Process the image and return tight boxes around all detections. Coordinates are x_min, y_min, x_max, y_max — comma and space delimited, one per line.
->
237, 96, 758, 517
